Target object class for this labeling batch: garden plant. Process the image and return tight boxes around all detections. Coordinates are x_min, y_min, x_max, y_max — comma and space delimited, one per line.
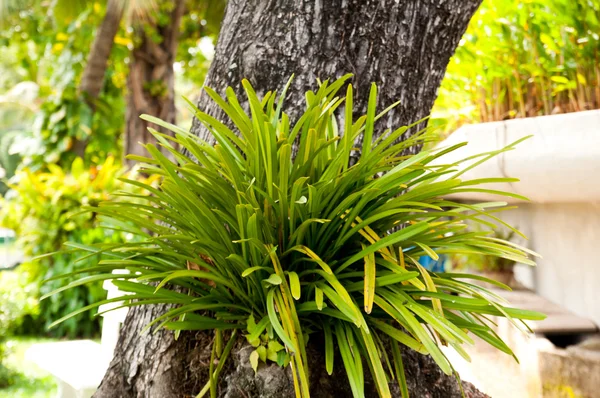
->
451, 228, 521, 289
46, 76, 544, 397
433, 0, 600, 133
1, 157, 153, 337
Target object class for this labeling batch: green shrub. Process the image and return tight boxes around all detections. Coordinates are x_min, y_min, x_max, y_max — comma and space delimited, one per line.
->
433, 0, 600, 133
26, 81, 125, 169
1, 6, 127, 170
50, 76, 544, 397
0, 364, 16, 389
0, 157, 152, 337
0, 82, 38, 194
0, 270, 38, 334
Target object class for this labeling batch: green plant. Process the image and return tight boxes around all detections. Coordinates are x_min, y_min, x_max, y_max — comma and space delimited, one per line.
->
26, 64, 126, 169
0, 2, 127, 170
0, 0, 225, 173
0, 270, 38, 334
0, 82, 39, 194
432, 0, 600, 134
0, 157, 152, 337
452, 229, 518, 272
48, 76, 544, 397
0, 337, 58, 396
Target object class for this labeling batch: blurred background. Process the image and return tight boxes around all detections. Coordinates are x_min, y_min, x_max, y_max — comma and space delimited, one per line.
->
0, 0, 599, 397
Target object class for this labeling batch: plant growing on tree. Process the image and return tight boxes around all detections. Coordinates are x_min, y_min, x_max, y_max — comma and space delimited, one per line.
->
452, 229, 518, 272
46, 76, 544, 397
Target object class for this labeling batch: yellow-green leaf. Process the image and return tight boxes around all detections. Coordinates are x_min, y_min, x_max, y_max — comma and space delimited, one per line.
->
250, 350, 259, 373
315, 286, 324, 310
256, 345, 267, 362
264, 274, 282, 285
364, 246, 376, 314
289, 272, 301, 300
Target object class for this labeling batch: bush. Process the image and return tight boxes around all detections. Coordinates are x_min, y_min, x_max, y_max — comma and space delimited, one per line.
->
51, 76, 544, 397
0, 157, 151, 337
0, 270, 39, 334
0, 81, 38, 194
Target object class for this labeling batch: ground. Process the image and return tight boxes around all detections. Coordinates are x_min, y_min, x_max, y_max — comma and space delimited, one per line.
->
0, 335, 537, 397
451, 336, 531, 398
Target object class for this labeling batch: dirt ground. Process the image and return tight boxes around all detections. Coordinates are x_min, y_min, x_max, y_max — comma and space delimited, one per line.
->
447, 337, 533, 398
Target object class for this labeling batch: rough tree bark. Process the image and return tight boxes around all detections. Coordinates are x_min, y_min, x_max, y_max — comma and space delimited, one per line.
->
124, 0, 185, 167
95, 1, 485, 397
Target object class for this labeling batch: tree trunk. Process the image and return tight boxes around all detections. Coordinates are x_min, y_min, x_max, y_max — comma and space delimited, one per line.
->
80, 0, 123, 106
95, 1, 484, 397
74, 0, 123, 157
124, 0, 185, 167
190, 0, 480, 155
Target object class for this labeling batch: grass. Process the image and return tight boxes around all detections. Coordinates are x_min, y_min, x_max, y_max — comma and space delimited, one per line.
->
0, 337, 58, 398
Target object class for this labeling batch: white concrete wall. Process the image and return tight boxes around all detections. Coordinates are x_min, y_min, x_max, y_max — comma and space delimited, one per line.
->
437, 110, 600, 327
499, 203, 600, 326
437, 110, 600, 203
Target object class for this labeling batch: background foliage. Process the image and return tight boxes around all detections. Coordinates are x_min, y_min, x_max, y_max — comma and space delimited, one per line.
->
0, 157, 151, 337
432, 0, 600, 133
0, 1, 127, 169
0, 270, 38, 388
0, 0, 223, 342
0, 0, 223, 171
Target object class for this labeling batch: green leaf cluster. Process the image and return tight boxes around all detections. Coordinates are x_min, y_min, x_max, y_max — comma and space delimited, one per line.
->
452, 227, 518, 273
433, 0, 600, 133
246, 314, 289, 372
0, 0, 225, 171
49, 75, 544, 397
0, 2, 127, 168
